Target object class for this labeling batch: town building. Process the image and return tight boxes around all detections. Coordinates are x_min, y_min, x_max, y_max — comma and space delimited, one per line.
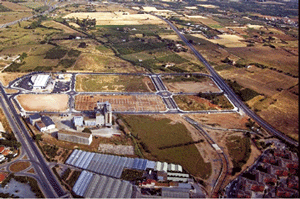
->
73, 116, 84, 131
72, 101, 113, 130
30, 74, 51, 89
28, 113, 41, 125
41, 116, 55, 131
35, 121, 47, 132
95, 101, 112, 127
58, 131, 92, 145
31, 115, 55, 132
0, 122, 4, 133
0, 154, 5, 162
0, 172, 7, 183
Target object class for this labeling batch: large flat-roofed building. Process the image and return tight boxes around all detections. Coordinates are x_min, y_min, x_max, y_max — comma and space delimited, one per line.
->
58, 131, 92, 145
31, 74, 51, 89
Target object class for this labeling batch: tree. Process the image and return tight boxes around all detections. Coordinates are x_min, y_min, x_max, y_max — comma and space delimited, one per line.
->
33, 134, 42, 141
82, 128, 92, 134
78, 42, 87, 48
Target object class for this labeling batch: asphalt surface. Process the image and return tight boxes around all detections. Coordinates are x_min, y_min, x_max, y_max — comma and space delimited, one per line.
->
159, 16, 298, 147
0, 84, 67, 198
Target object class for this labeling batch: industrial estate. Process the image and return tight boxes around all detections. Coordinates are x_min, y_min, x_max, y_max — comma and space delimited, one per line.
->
0, 0, 298, 198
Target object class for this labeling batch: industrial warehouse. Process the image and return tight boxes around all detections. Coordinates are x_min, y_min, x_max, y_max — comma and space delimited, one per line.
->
67, 149, 194, 198
31, 74, 51, 89
73, 170, 133, 198
66, 149, 184, 179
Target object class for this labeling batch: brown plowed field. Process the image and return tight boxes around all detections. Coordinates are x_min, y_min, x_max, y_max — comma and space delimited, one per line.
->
75, 95, 166, 112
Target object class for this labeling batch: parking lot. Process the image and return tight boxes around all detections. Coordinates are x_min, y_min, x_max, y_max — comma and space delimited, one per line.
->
52, 81, 70, 93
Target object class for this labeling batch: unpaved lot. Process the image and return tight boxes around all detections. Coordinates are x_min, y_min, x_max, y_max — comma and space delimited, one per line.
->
193, 34, 247, 47
0, 72, 26, 87
1, 1, 31, 11
75, 94, 166, 112
210, 34, 247, 47
164, 80, 220, 93
63, 12, 166, 25
17, 94, 69, 112
42, 21, 84, 35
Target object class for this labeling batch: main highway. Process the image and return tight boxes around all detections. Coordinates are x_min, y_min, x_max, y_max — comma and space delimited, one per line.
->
158, 16, 298, 147
0, 84, 67, 198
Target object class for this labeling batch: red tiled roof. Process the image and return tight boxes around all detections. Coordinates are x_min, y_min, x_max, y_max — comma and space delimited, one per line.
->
0, 146, 5, 153
2, 149, 10, 156
0, 173, 7, 183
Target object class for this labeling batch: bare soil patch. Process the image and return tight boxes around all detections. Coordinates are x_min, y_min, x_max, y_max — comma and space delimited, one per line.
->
1, 1, 31, 11
256, 91, 298, 141
4, 88, 19, 94
76, 75, 154, 92
0, 72, 26, 87
174, 95, 220, 111
17, 94, 69, 112
0, 12, 32, 25
75, 94, 166, 112
219, 67, 298, 96
63, 12, 166, 26
73, 53, 139, 73
197, 4, 219, 8
227, 46, 298, 75
9, 161, 31, 172
164, 80, 220, 93
189, 113, 249, 130
42, 21, 84, 35
210, 34, 247, 47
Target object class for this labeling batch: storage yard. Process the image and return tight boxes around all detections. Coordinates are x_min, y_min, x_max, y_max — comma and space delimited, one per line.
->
66, 149, 183, 179
75, 94, 166, 112
73, 170, 133, 198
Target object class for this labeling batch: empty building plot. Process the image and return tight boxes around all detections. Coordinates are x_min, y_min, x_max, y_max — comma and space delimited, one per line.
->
66, 150, 184, 179
75, 95, 166, 112
73, 171, 133, 198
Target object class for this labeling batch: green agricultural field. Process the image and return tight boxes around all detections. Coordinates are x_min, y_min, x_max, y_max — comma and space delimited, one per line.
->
120, 115, 211, 179
75, 75, 154, 92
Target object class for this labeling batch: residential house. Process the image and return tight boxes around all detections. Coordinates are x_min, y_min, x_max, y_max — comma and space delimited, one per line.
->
255, 170, 277, 185
266, 163, 289, 177
278, 157, 298, 169
276, 187, 299, 198
0, 154, 5, 162
0, 172, 7, 183
0, 146, 5, 154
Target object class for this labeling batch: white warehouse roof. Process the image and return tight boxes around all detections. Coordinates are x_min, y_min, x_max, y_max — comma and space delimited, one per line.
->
31, 74, 50, 88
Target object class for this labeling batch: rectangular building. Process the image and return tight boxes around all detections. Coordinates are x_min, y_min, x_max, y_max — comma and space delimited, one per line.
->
31, 74, 50, 89
58, 131, 92, 145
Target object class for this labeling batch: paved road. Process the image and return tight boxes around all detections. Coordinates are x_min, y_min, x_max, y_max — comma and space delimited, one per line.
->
0, 84, 68, 198
185, 116, 229, 196
159, 16, 298, 147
